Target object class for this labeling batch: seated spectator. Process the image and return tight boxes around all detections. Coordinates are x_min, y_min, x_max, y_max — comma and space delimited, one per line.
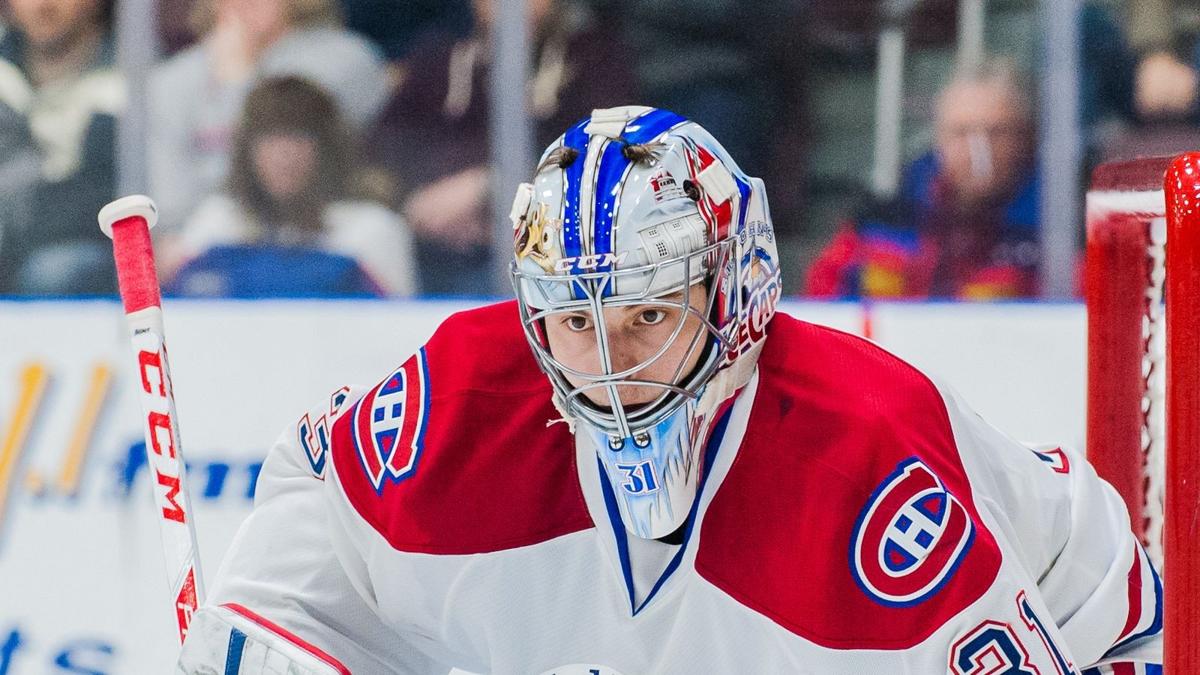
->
1121, 0, 1200, 117
1136, 50, 1199, 120
1101, 47, 1200, 161
0, 0, 120, 295
158, 0, 473, 62
166, 76, 414, 298
369, 0, 636, 295
1089, 1, 1200, 160
148, 0, 390, 231
806, 60, 1042, 301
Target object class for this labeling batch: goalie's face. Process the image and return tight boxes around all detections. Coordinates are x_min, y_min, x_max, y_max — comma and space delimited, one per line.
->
544, 284, 710, 409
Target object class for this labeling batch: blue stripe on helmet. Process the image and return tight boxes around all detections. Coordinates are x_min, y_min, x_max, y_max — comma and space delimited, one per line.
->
591, 109, 688, 269
591, 141, 632, 263
560, 118, 591, 266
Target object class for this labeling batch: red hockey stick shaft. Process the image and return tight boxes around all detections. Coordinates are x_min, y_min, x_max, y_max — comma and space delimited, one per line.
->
99, 196, 204, 644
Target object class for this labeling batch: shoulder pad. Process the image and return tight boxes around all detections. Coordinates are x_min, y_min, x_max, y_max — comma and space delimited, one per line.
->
697, 315, 1003, 649
330, 301, 593, 554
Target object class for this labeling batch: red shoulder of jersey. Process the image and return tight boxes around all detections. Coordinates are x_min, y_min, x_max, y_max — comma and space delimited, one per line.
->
696, 314, 1002, 649
330, 300, 593, 555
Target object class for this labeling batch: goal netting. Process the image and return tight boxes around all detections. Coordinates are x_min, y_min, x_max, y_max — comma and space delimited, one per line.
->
1086, 152, 1199, 671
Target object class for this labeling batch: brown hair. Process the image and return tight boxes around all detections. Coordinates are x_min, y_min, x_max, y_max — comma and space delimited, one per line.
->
228, 75, 353, 235
536, 145, 579, 173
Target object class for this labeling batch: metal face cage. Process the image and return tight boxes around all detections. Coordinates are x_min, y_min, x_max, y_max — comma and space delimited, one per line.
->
512, 237, 741, 444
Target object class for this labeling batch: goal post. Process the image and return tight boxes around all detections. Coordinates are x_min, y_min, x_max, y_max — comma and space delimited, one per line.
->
1163, 152, 1199, 673
1085, 152, 1199, 672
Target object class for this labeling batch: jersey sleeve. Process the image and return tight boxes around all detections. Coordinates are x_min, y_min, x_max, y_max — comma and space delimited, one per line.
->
177, 387, 448, 674
938, 384, 1163, 671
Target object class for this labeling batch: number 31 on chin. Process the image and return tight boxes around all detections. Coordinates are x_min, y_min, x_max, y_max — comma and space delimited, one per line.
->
616, 460, 659, 495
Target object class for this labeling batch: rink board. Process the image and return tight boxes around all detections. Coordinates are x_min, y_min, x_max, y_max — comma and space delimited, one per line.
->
0, 299, 1084, 673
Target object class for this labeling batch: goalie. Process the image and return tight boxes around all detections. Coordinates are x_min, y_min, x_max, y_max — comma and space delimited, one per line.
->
178, 107, 1162, 674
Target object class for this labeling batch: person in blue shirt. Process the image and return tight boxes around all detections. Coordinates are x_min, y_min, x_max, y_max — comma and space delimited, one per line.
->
166, 76, 411, 298
807, 60, 1043, 300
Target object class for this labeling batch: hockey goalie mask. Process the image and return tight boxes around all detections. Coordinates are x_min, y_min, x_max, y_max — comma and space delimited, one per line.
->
511, 106, 781, 538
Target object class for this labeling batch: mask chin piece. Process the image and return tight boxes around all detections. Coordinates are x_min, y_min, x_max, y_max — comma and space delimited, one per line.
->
583, 402, 703, 539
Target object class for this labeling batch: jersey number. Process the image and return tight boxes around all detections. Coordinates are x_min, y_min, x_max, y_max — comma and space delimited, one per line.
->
616, 461, 659, 495
950, 621, 1038, 675
298, 413, 330, 478
1018, 591, 1074, 674
950, 593, 1076, 675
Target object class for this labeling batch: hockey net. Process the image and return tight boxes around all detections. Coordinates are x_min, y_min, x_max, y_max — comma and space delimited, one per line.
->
1086, 152, 1199, 669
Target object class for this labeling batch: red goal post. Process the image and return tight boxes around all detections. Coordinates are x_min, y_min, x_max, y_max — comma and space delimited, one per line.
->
1086, 152, 1199, 672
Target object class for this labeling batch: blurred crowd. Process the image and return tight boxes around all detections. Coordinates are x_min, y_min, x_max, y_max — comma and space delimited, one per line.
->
0, 0, 1195, 299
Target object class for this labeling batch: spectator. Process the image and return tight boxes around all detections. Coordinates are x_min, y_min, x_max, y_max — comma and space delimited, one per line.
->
369, 0, 636, 296
148, 0, 390, 231
1125, 0, 1200, 64
806, 60, 1041, 300
1097, 0, 1200, 162
0, 0, 120, 295
1135, 50, 1199, 121
159, 0, 473, 62
166, 76, 414, 298
1101, 48, 1200, 162
617, 0, 804, 177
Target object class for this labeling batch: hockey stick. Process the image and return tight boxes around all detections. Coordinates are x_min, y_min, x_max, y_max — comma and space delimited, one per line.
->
99, 195, 205, 644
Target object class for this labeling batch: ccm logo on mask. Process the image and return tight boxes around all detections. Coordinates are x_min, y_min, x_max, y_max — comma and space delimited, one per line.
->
555, 252, 628, 272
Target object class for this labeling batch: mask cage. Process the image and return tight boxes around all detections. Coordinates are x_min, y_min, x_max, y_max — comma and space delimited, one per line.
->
512, 238, 742, 444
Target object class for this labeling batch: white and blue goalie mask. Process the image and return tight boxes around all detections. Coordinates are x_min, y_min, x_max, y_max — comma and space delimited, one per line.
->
511, 106, 782, 538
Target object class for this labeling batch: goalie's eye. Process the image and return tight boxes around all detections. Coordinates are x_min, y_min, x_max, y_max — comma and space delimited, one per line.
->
564, 314, 593, 332
638, 309, 668, 326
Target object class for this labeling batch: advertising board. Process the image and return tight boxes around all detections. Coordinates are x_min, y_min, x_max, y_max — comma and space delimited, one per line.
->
0, 299, 1083, 673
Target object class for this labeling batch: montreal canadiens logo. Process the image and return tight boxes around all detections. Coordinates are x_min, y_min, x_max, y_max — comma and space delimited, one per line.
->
850, 457, 975, 607
740, 246, 780, 345
352, 348, 430, 493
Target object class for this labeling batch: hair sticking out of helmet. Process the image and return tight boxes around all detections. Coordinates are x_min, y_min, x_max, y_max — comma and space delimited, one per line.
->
621, 141, 664, 165
537, 146, 581, 173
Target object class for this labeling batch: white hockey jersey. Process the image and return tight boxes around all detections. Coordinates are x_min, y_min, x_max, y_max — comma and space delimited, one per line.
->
178, 302, 1163, 674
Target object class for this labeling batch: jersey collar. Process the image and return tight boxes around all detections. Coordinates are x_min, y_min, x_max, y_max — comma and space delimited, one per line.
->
574, 370, 759, 616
